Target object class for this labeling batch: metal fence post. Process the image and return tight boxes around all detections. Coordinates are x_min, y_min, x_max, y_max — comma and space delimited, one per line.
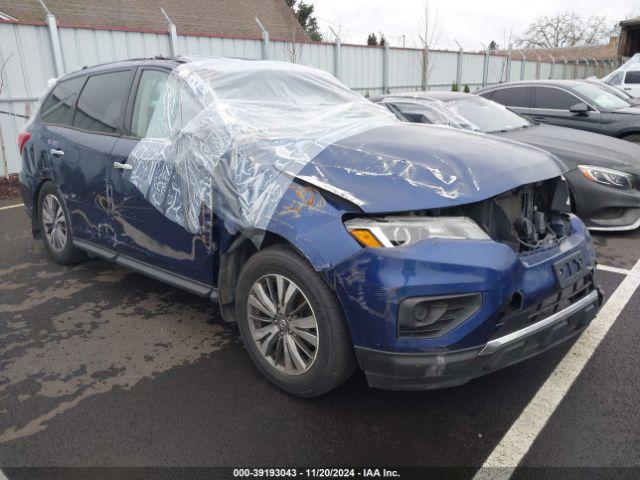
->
519, 51, 526, 80
560, 55, 568, 79
255, 17, 269, 60
482, 49, 489, 87
505, 49, 512, 82
382, 43, 390, 93
161, 8, 178, 56
534, 51, 541, 79
548, 54, 555, 79
328, 27, 341, 80
38, 0, 64, 76
454, 40, 463, 89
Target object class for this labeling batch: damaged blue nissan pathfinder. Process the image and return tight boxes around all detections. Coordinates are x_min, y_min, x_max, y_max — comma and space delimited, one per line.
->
18, 57, 602, 396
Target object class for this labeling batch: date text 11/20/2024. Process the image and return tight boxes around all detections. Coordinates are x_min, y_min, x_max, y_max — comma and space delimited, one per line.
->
233, 468, 401, 478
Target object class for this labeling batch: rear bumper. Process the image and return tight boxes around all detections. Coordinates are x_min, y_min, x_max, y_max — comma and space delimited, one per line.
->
356, 288, 602, 391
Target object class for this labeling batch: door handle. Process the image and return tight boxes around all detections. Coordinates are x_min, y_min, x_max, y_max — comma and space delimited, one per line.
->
49, 148, 65, 157
113, 161, 132, 171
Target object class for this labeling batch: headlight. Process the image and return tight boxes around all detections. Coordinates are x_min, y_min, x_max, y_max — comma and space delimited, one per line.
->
344, 216, 490, 248
578, 165, 634, 190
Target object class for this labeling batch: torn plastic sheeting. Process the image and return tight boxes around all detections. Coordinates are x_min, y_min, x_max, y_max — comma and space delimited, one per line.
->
603, 53, 640, 81
127, 57, 398, 237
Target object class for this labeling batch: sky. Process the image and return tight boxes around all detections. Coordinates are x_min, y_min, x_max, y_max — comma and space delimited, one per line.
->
311, 0, 640, 51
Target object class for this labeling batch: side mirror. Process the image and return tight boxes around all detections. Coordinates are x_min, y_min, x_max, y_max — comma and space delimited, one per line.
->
569, 102, 589, 115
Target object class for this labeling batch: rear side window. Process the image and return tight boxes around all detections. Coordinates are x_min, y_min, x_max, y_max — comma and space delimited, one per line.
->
131, 70, 169, 138
73, 70, 133, 134
489, 87, 530, 108
607, 71, 623, 86
624, 71, 640, 84
40, 77, 85, 125
532, 87, 580, 110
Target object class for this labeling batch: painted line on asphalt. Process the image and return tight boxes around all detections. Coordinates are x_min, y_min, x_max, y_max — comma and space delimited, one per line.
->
473, 257, 640, 480
598, 264, 638, 278
0, 468, 8, 480
0, 203, 23, 211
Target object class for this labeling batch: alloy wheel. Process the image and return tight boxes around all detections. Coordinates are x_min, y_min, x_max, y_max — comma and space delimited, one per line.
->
247, 274, 319, 376
42, 194, 67, 253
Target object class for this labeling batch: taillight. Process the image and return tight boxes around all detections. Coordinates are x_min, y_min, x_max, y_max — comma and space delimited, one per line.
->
17, 131, 31, 155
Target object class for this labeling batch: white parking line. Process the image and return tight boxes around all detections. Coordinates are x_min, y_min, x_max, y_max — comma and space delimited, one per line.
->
0, 468, 8, 480
598, 264, 638, 277
474, 257, 640, 480
0, 203, 23, 211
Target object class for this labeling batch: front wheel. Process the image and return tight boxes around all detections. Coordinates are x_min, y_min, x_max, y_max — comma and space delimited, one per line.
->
622, 133, 640, 143
235, 245, 356, 397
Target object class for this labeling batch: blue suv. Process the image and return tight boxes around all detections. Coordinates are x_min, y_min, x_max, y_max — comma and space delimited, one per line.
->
19, 57, 602, 396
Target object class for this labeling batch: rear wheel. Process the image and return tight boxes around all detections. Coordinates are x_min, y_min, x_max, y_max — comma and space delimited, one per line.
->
236, 245, 356, 397
38, 182, 86, 265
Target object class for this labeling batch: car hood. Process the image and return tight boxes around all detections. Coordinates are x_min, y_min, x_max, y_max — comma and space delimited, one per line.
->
497, 124, 640, 173
296, 123, 566, 213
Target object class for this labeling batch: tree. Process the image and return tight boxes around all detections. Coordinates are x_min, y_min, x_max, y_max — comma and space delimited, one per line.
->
488, 40, 497, 50
367, 33, 378, 46
463, 84, 470, 93
286, 1, 323, 41
451, 82, 459, 92
516, 12, 613, 48
379, 35, 386, 47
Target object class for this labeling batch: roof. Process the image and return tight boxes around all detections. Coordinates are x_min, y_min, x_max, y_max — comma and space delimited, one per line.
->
494, 43, 617, 63
0, 0, 308, 41
476, 79, 595, 93
378, 91, 469, 103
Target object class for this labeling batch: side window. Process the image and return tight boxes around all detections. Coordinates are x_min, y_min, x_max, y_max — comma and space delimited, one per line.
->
131, 70, 169, 138
607, 71, 623, 86
532, 87, 580, 110
73, 70, 133, 134
40, 77, 85, 126
490, 87, 530, 108
624, 71, 640, 84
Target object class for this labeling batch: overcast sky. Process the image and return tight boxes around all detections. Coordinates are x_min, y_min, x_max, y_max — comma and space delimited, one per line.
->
312, 0, 639, 50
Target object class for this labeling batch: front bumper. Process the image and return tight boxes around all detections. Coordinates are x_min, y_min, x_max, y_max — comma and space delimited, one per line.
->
356, 289, 602, 390
565, 169, 640, 231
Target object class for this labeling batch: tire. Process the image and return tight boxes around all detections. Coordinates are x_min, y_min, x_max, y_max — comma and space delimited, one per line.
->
622, 133, 640, 143
37, 182, 86, 265
235, 244, 356, 397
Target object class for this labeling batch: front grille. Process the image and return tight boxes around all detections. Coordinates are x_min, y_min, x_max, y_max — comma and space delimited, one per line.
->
492, 273, 595, 339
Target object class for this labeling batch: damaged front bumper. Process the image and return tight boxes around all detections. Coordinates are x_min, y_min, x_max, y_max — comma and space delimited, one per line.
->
331, 215, 603, 391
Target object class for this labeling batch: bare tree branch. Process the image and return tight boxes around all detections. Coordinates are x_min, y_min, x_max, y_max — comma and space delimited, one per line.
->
516, 12, 613, 48
0, 52, 15, 97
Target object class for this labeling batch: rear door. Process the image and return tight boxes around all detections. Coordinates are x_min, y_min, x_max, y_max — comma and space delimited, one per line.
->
621, 71, 640, 98
481, 86, 531, 118
109, 67, 217, 287
530, 86, 601, 132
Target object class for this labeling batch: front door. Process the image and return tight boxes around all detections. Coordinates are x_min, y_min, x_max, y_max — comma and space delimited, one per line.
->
108, 68, 217, 286
530, 86, 601, 133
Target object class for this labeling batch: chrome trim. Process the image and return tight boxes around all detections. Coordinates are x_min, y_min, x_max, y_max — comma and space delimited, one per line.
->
479, 289, 599, 356
589, 215, 640, 232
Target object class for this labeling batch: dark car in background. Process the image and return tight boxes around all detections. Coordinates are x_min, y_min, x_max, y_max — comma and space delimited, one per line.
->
477, 80, 640, 142
375, 91, 640, 231
19, 57, 601, 396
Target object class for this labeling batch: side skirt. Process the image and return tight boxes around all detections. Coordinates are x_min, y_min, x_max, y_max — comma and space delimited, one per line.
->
73, 238, 219, 301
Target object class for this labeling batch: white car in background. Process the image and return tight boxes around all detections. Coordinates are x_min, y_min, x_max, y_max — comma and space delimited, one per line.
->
605, 69, 640, 98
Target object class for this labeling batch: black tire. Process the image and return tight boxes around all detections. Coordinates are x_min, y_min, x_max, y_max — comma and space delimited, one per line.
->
235, 244, 356, 397
622, 133, 640, 143
37, 182, 86, 265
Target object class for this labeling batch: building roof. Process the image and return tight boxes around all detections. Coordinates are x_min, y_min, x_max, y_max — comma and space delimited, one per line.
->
493, 40, 618, 63
0, 0, 308, 41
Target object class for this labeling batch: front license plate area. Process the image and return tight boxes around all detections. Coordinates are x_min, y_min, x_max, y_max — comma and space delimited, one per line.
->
553, 251, 587, 288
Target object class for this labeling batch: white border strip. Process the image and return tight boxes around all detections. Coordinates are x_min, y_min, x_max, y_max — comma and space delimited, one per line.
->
0, 203, 23, 211
598, 264, 636, 277
474, 258, 640, 480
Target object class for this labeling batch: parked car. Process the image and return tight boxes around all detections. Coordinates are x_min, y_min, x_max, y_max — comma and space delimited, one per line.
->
476, 79, 640, 142
19, 57, 601, 396
375, 92, 640, 231
604, 68, 640, 98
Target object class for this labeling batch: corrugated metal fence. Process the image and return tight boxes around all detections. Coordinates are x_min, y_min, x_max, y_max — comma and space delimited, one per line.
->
0, 21, 618, 176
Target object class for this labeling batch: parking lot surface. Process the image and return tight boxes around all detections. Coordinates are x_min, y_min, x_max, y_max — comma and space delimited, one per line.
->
1, 200, 639, 477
